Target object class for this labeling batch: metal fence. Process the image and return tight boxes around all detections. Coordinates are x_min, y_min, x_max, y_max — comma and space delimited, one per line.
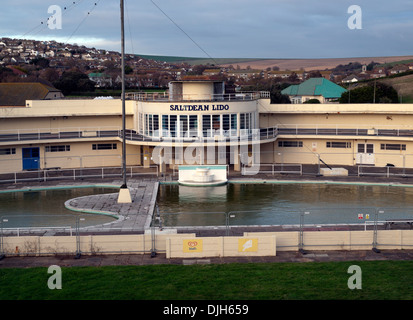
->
1, 206, 413, 258
156, 207, 413, 250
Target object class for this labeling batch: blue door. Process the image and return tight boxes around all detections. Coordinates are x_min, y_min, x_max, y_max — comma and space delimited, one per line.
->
22, 147, 40, 170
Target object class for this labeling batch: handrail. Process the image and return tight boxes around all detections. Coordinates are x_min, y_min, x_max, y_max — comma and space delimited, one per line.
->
126, 91, 270, 102
0, 165, 159, 184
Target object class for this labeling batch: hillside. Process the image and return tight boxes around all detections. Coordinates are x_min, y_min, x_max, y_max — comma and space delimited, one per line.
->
138, 54, 413, 71
380, 73, 413, 103
136, 54, 261, 66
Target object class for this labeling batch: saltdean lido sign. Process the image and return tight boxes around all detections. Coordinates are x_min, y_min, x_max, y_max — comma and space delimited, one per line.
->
170, 104, 229, 112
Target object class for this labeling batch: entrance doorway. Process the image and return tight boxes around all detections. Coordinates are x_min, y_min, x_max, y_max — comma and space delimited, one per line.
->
22, 147, 40, 170
356, 143, 374, 165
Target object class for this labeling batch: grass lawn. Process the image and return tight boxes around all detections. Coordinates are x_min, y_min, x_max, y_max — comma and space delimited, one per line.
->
0, 260, 412, 300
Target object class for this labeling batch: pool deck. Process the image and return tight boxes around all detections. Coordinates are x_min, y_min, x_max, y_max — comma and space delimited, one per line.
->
64, 179, 159, 233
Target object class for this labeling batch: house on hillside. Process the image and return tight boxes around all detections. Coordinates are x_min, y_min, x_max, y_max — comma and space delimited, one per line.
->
281, 77, 347, 104
0, 82, 64, 106
342, 74, 361, 84
389, 65, 409, 75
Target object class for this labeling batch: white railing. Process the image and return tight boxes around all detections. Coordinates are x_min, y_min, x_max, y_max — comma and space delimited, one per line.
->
242, 163, 303, 176
0, 165, 159, 184
0, 126, 122, 142
277, 123, 413, 136
358, 165, 413, 178
126, 91, 269, 102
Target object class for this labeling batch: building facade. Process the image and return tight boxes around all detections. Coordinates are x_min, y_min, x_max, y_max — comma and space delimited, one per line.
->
1, 79, 413, 176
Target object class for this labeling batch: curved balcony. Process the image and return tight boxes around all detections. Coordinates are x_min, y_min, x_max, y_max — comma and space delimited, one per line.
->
126, 91, 270, 102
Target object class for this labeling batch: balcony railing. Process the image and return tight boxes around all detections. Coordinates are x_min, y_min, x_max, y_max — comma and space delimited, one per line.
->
126, 91, 270, 102
2, 123, 413, 145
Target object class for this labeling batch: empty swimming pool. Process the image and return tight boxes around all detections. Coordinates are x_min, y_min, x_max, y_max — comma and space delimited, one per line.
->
156, 182, 413, 227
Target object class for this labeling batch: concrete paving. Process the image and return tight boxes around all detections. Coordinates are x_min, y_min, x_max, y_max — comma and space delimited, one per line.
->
1, 249, 413, 268
64, 179, 159, 233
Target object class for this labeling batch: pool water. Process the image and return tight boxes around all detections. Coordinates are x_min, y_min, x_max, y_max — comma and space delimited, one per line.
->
157, 183, 413, 226
0, 187, 118, 229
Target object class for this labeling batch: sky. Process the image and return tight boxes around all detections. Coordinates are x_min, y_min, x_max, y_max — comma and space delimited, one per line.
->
2, 0, 413, 59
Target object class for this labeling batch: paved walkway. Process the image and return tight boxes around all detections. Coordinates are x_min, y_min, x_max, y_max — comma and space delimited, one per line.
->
64, 179, 158, 233
1, 249, 413, 268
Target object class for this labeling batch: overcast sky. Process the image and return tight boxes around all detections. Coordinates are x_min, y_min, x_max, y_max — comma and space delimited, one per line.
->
2, 0, 413, 59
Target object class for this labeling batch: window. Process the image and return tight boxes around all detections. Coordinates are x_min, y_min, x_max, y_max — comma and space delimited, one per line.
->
278, 141, 303, 148
0, 148, 16, 155
92, 143, 117, 150
380, 144, 406, 151
179, 115, 188, 137
326, 142, 351, 148
189, 115, 197, 137
162, 115, 169, 137
45, 145, 70, 152
203, 115, 211, 137
170, 115, 177, 137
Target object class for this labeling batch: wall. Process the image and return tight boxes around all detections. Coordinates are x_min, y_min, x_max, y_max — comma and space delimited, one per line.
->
166, 236, 276, 258
182, 82, 214, 100
244, 230, 413, 251
0, 99, 135, 118
2, 233, 196, 256
264, 138, 413, 167
2, 230, 412, 257
178, 165, 228, 183
0, 142, 140, 173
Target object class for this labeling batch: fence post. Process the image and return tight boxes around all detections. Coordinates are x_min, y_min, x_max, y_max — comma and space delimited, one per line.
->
372, 210, 381, 253
0, 217, 4, 260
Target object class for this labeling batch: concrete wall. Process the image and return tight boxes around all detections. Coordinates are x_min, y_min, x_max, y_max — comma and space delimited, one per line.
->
0, 143, 140, 173
0, 99, 135, 118
2, 233, 196, 256
166, 236, 276, 258
244, 230, 413, 251
260, 138, 413, 167
2, 230, 413, 257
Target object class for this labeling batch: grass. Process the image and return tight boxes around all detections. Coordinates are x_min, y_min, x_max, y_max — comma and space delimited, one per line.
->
0, 260, 412, 300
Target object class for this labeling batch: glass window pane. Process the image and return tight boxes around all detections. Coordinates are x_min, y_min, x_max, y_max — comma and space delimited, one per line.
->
203, 115, 211, 137
170, 115, 177, 137
189, 115, 197, 137
366, 144, 374, 153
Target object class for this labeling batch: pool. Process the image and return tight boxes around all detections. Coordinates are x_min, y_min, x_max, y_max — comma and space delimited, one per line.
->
0, 186, 118, 229
157, 182, 413, 227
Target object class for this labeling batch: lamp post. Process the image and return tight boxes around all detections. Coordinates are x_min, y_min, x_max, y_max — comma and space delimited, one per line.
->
118, 0, 132, 203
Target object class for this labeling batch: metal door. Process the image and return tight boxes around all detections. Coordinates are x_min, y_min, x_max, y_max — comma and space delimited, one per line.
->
22, 147, 40, 170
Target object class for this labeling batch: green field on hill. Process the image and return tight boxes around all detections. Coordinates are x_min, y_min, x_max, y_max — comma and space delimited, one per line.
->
137, 54, 262, 66
1, 260, 412, 300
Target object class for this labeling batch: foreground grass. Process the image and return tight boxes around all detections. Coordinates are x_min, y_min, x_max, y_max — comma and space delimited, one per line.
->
0, 261, 412, 300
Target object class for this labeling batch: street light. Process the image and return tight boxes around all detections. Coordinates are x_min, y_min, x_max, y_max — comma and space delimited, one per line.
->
118, 0, 132, 203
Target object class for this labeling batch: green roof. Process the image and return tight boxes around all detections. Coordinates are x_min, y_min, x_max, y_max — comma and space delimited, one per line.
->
281, 78, 347, 99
